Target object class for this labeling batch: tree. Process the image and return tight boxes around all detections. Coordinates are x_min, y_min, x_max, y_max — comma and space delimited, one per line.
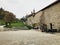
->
4, 11, 16, 27
21, 17, 27, 22
0, 8, 16, 27
15, 18, 20, 22
0, 8, 5, 19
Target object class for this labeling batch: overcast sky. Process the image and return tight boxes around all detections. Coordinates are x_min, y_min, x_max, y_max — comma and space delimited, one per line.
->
0, 0, 57, 18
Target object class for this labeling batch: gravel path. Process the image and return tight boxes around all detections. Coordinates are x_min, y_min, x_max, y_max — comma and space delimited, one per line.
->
0, 30, 60, 45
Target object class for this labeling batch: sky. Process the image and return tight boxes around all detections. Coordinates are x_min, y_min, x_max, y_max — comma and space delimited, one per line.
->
0, 0, 57, 19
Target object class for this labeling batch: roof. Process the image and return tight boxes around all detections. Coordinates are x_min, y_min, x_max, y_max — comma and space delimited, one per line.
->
26, 0, 60, 18
26, 13, 35, 18
35, 0, 59, 14
41, 0, 60, 11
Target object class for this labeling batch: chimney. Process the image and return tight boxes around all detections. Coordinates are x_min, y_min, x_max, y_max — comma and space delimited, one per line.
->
31, 11, 33, 14
33, 9, 35, 13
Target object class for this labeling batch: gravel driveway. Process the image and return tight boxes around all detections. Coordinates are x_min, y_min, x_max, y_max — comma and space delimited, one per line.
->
0, 30, 60, 45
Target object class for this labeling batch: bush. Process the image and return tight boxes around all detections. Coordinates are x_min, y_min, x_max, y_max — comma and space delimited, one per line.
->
25, 25, 33, 29
4, 25, 12, 28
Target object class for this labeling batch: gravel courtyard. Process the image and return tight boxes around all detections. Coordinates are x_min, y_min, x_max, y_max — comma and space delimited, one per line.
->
0, 30, 60, 45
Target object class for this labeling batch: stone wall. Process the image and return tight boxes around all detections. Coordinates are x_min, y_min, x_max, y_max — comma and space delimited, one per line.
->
26, 2, 60, 31
26, 16, 34, 26
43, 2, 60, 31
33, 11, 43, 28
26, 11, 43, 28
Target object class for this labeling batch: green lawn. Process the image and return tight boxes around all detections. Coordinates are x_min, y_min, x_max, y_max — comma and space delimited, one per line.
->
0, 20, 5, 25
11, 22, 25, 27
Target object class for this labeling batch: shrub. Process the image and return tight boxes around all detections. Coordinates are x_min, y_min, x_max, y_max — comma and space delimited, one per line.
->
25, 25, 33, 29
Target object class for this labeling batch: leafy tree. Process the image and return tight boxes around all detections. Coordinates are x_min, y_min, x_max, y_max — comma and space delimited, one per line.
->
4, 11, 16, 27
0, 8, 16, 27
21, 17, 27, 22
0, 8, 5, 19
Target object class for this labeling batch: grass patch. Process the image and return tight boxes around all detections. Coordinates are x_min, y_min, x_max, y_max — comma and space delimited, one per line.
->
11, 22, 25, 27
0, 20, 5, 25
25, 25, 33, 29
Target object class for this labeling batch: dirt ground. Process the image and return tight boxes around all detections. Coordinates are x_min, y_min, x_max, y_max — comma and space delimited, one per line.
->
0, 30, 60, 45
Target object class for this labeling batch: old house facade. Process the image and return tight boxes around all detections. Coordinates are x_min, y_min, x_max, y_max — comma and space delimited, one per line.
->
26, 0, 60, 31
32, 11, 43, 29
40, 0, 60, 31
26, 10, 43, 29
26, 14, 34, 26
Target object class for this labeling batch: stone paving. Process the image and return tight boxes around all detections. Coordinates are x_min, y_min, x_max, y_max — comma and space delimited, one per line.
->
0, 30, 60, 45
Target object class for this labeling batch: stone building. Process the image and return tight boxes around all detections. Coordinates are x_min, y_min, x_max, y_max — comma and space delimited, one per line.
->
26, 14, 34, 26
26, 10, 35, 27
26, 0, 60, 31
26, 10, 43, 29
32, 11, 43, 29
40, 0, 60, 31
